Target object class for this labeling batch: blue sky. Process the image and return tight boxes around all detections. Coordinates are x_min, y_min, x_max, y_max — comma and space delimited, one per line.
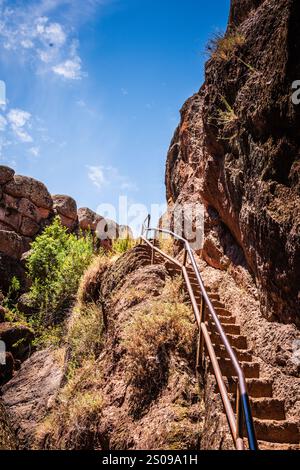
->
0, 0, 230, 224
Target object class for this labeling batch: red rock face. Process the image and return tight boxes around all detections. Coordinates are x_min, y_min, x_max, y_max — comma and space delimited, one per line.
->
166, 0, 300, 325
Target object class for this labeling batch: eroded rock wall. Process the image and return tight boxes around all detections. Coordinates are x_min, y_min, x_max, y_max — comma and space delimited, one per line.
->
166, 0, 300, 325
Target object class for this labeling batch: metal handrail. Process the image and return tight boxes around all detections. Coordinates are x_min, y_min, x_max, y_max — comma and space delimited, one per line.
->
140, 215, 258, 451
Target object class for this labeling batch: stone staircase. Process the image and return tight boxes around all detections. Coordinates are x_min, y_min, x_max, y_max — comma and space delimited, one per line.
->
185, 266, 300, 450
142, 242, 300, 450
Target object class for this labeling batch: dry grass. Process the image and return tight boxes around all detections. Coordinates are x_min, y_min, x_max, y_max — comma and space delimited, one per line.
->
216, 96, 238, 125
121, 277, 195, 414
77, 254, 112, 305
206, 31, 245, 61
158, 234, 175, 257
66, 302, 104, 368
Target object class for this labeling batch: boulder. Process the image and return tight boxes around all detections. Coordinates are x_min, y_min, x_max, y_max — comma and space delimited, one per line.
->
0, 205, 21, 232
52, 195, 77, 220
0, 230, 23, 259
3, 194, 44, 224
20, 217, 39, 237
58, 214, 77, 230
78, 207, 103, 231
4, 175, 53, 210
0, 166, 15, 185
1, 349, 64, 449
0, 322, 34, 361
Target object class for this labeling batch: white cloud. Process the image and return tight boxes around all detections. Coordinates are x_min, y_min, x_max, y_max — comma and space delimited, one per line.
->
13, 128, 33, 143
37, 19, 66, 46
87, 165, 106, 189
7, 109, 31, 128
52, 56, 83, 80
29, 146, 40, 157
20, 39, 34, 49
87, 164, 138, 192
0, 1, 94, 80
0, 114, 7, 131
7, 108, 33, 143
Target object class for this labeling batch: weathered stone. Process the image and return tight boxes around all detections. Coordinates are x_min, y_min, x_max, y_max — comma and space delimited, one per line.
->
0, 230, 23, 259
37, 207, 51, 220
57, 214, 77, 231
0, 166, 15, 185
0, 221, 14, 232
0, 205, 21, 232
78, 207, 103, 231
52, 195, 77, 220
0, 323, 34, 360
4, 175, 53, 210
20, 216, 39, 237
2, 349, 64, 449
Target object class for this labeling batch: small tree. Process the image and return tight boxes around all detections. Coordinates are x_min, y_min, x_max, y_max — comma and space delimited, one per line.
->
27, 217, 94, 325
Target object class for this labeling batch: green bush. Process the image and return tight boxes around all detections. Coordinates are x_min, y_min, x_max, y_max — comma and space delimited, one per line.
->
26, 217, 94, 325
3, 276, 21, 311
112, 237, 136, 254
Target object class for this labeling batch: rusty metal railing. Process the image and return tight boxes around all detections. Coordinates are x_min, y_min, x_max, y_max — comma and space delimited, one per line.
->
140, 215, 258, 451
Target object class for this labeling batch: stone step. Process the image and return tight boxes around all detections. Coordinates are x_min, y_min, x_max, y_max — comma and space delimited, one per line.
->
210, 331, 248, 350
209, 307, 233, 317
210, 315, 236, 325
192, 294, 225, 310
251, 398, 286, 421
258, 441, 300, 450
208, 358, 260, 379
231, 397, 286, 421
213, 344, 252, 362
251, 419, 300, 444
245, 379, 274, 399
214, 378, 273, 398
207, 321, 240, 335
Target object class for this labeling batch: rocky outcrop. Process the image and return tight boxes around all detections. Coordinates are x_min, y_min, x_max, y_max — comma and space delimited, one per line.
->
165, 0, 300, 325
0, 166, 118, 294
1, 349, 64, 449
52, 195, 78, 231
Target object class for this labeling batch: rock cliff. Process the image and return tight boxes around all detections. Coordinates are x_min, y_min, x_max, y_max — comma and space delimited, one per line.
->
166, 0, 300, 325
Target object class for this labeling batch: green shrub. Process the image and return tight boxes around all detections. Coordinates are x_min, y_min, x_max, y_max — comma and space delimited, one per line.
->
112, 237, 136, 255
26, 217, 94, 325
3, 276, 20, 311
